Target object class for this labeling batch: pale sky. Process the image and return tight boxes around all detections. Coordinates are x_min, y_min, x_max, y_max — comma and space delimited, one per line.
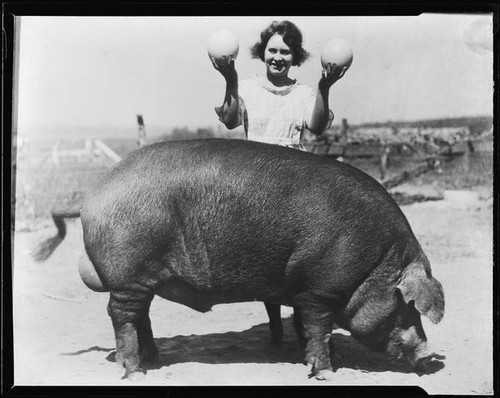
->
17, 14, 493, 138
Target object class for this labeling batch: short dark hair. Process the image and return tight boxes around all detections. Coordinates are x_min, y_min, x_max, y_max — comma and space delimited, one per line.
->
250, 20, 310, 66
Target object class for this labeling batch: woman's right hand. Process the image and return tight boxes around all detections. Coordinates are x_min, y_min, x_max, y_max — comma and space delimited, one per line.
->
318, 63, 348, 91
211, 56, 238, 84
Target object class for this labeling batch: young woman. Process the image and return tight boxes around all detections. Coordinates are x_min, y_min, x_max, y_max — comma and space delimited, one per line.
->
211, 20, 347, 150
211, 20, 348, 345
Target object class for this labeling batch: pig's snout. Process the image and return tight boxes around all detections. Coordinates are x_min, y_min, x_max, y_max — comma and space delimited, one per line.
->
413, 350, 446, 375
386, 325, 429, 363
387, 335, 445, 375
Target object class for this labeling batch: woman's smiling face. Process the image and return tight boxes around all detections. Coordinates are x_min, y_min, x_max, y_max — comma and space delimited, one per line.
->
264, 34, 293, 78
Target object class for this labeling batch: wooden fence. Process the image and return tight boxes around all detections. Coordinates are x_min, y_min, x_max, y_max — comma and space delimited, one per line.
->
14, 139, 125, 222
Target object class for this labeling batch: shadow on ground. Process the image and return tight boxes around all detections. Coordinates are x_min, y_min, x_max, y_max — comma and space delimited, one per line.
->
69, 316, 444, 376
61, 346, 115, 356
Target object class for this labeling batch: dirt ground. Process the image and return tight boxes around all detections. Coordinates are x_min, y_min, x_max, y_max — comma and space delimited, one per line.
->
11, 186, 493, 394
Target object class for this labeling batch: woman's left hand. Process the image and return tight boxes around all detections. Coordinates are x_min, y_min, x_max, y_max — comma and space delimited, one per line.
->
319, 63, 348, 91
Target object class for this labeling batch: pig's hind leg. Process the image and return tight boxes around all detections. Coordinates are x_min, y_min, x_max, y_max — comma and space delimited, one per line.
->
264, 302, 284, 344
265, 303, 306, 348
107, 286, 157, 379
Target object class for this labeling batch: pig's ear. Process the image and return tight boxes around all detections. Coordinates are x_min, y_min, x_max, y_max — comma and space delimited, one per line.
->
397, 261, 445, 324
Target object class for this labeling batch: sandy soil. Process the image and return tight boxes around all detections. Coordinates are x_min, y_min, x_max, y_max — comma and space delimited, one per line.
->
11, 188, 493, 394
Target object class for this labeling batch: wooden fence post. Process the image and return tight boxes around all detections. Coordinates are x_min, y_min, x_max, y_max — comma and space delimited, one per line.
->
137, 114, 147, 148
340, 118, 349, 157
380, 144, 391, 180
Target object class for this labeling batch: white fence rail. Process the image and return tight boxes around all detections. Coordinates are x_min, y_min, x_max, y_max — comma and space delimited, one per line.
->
51, 139, 122, 165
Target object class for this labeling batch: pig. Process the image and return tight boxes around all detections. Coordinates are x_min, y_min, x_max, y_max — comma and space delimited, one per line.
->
34, 139, 444, 380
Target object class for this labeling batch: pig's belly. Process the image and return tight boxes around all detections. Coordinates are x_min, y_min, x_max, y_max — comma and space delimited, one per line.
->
155, 278, 289, 312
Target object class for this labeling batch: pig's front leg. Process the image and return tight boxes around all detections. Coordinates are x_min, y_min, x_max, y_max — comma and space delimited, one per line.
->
295, 292, 336, 380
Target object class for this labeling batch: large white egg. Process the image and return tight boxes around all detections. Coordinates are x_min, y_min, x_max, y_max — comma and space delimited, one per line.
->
207, 30, 239, 60
321, 38, 353, 70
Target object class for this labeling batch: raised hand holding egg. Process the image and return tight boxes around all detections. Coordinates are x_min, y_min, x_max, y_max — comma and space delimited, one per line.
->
207, 29, 239, 61
321, 38, 353, 70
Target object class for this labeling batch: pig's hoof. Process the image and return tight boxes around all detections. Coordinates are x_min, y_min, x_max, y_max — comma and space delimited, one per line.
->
315, 369, 335, 381
124, 370, 146, 382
